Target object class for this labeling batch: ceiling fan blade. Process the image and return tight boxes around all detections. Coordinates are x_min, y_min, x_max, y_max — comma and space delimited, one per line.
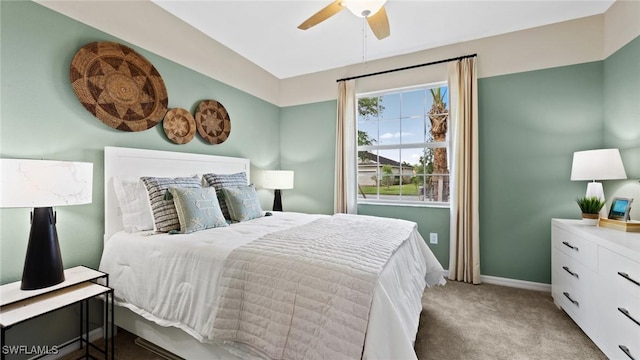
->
367, 6, 390, 39
298, 1, 344, 30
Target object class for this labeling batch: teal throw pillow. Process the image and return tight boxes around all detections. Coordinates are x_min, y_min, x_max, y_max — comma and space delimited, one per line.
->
167, 186, 228, 234
222, 185, 264, 222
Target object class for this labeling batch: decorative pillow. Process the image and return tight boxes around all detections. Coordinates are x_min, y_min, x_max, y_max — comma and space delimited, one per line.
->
202, 172, 248, 220
222, 184, 264, 222
112, 177, 154, 232
167, 187, 228, 234
140, 176, 201, 233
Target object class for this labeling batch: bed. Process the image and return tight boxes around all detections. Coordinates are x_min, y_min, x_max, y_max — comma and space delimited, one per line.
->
99, 146, 445, 360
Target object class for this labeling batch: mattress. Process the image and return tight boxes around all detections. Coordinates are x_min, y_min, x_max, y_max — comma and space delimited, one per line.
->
99, 212, 445, 359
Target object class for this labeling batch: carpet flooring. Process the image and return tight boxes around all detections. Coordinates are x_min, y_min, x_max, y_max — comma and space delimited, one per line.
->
63, 281, 606, 360
414, 281, 605, 360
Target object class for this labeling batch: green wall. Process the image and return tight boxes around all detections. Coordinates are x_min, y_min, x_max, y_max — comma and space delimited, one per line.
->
603, 36, 640, 201
0, 2, 281, 279
478, 62, 604, 282
359, 204, 451, 268
604, 35, 640, 175
280, 101, 336, 215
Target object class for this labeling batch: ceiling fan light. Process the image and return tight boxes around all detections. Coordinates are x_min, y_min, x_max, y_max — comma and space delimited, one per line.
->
342, 0, 387, 18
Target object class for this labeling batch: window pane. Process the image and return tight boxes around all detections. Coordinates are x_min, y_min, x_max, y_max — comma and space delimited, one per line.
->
431, 146, 449, 175
358, 118, 378, 146
401, 90, 425, 118
401, 116, 425, 144
378, 149, 399, 201
400, 148, 418, 172
378, 93, 400, 120
378, 118, 401, 145
357, 149, 379, 199
357, 96, 382, 122
421, 174, 450, 203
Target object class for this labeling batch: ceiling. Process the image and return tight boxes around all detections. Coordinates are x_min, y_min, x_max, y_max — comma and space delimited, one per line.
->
151, 0, 614, 79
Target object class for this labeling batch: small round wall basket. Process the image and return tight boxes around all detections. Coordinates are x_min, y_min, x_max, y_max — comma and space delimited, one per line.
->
70, 41, 168, 132
163, 108, 196, 144
194, 100, 231, 144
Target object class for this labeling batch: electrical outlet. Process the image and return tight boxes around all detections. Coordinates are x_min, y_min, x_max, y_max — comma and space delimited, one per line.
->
429, 233, 438, 244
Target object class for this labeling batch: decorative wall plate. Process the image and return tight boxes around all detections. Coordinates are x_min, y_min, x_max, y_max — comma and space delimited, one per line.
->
163, 108, 196, 144
194, 100, 231, 144
70, 41, 168, 132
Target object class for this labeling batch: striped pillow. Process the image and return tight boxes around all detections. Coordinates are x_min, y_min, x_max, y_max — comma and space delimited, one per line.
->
202, 172, 247, 220
141, 176, 201, 233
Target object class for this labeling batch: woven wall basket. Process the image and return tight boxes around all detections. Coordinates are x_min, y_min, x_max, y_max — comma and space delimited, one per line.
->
70, 41, 168, 132
194, 100, 231, 144
163, 108, 196, 144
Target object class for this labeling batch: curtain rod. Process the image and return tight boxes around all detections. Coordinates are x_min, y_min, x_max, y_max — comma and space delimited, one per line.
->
336, 53, 477, 82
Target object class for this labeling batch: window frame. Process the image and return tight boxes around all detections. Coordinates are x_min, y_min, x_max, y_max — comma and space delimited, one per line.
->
356, 81, 451, 208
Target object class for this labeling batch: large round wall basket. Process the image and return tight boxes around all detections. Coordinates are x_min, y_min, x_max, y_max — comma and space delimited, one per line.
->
194, 100, 231, 144
163, 108, 196, 144
70, 41, 168, 132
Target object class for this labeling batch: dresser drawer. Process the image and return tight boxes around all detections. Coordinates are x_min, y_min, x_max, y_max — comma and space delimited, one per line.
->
552, 225, 598, 271
599, 247, 640, 299
598, 246, 640, 359
552, 248, 598, 336
598, 300, 640, 360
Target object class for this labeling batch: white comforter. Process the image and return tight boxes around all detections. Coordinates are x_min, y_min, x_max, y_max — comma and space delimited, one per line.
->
99, 212, 445, 359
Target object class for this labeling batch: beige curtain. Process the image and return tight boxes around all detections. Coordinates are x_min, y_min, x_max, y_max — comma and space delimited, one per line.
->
448, 58, 481, 284
335, 80, 357, 214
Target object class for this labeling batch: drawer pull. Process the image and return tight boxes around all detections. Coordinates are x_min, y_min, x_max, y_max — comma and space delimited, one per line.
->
562, 266, 579, 279
562, 292, 579, 307
562, 241, 578, 251
618, 272, 640, 287
619, 345, 635, 360
618, 307, 640, 327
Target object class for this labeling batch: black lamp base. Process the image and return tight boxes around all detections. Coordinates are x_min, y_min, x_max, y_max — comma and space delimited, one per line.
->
21, 207, 65, 290
272, 189, 283, 212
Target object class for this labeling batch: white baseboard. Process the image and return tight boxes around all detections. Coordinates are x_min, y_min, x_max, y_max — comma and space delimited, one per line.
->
443, 270, 551, 292
36, 327, 104, 360
480, 275, 551, 292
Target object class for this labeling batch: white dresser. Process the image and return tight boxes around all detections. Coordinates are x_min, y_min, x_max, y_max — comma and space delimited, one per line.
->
552, 219, 640, 360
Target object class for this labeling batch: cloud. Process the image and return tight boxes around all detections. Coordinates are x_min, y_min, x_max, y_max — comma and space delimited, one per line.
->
380, 132, 413, 139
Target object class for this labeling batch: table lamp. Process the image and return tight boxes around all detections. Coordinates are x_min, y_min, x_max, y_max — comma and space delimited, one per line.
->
263, 170, 294, 212
570, 148, 627, 217
0, 159, 93, 290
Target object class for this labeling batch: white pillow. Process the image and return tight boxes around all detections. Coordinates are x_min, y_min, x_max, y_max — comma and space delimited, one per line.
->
113, 177, 154, 232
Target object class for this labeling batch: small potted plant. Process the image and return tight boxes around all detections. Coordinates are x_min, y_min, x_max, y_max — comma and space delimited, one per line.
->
576, 196, 606, 225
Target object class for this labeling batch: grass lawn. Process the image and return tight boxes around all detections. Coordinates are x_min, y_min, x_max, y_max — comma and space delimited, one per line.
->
359, 184, 420, 195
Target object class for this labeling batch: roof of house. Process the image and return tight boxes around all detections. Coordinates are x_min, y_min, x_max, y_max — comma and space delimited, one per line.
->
359, 152, 402, 167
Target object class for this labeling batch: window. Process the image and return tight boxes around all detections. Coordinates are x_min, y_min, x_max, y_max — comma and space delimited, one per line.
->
357, 82, 450, 206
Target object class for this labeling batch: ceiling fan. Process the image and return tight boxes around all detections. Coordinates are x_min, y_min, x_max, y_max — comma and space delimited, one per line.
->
298, 0, 390, 40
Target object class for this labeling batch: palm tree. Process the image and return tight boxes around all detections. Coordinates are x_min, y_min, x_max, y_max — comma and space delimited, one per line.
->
427, 87, 449, 202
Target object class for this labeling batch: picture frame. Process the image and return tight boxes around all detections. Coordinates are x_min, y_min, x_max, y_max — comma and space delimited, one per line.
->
608, 197, 633, 221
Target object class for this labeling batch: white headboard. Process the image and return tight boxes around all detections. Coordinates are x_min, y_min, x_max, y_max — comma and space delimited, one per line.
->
104, 146, 250, 241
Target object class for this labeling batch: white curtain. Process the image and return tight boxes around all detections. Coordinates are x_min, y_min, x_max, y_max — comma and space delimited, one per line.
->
448, 58, 481, 284
335, 80, 358, 214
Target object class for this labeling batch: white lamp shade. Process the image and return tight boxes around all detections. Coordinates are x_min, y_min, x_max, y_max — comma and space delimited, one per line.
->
263, 170, 294, 190
0, 159, 93, 208
342, 0, 387, 17
570, 149, 627, 181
